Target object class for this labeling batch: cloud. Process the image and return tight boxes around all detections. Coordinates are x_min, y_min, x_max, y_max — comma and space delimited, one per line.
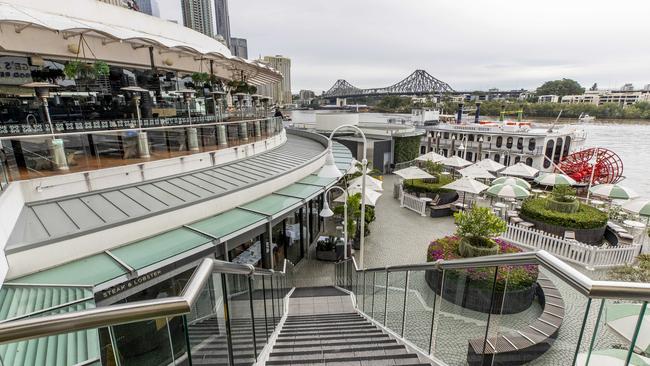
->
174, 0, 650, 93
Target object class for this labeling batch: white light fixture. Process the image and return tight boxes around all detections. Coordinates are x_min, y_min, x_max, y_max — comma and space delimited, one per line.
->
319, 199, 334, 217
318, 149, 343, 178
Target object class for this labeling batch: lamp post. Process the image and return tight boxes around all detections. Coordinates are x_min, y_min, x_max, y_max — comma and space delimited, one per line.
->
318, 124, 368, 268
21, 82, 68, 170
210, 90, 226, 121
178, 89, 199, 152
320, 186, 348, 260
477, 137, 484, 161
121, 86, 150, 158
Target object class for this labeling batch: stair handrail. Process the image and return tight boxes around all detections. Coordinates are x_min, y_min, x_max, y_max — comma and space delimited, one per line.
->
345, 250, 650, 301
0, 258, 291, 344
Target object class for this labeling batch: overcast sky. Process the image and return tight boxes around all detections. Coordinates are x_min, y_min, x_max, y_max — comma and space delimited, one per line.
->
158, 0, 650, 93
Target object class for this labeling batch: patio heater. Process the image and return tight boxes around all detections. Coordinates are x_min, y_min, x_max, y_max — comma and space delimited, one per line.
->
320, 186, 349, 260
318, 124, 368, 268
178, 89, 199, 152
210, 91, 228, 148
120, 86, 150, 158
21, 82, 68, 170
234, 93, 248, 142
252, 95, 262, 138
450, 135, 456, 157
261, 96, 270, 117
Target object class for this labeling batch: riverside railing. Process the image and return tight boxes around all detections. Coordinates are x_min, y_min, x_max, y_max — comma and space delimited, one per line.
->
0, 258, 294, 366
335, 250, 650, 366
502, 223, 640, 269
0, 116, 284, 184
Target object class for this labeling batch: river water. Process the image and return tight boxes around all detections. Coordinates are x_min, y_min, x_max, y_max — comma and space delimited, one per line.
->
289, 111, 650, 197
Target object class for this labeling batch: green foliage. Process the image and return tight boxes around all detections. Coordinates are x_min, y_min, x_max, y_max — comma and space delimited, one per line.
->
609, 205, 633, 222
536, 78, 585, 97
93, 61, 109, 76
521, 197, 608, 229
331, 192, 376, 237
226, 79, 257, 95
191, 72, 210, 85
454, 207, 507, 247
422, 161, 443, 175
375, 96, 412, 112
393, 135, 422, 163
30, 68, 65, 83
402, 175, 454, 195
63, 60, 109, 80
608, 254, 650, 282
551, 184, 576, 202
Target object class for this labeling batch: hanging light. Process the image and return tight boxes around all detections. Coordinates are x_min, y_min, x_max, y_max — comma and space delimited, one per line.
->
318, 148, 343, 178
319, 199, 334, 217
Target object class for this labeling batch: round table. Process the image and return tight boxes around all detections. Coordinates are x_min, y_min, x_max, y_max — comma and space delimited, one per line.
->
590, 199, 605, 206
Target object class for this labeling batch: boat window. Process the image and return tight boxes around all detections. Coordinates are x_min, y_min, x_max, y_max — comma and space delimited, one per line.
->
554, 137, 563, 163
443, 132, 449, 139
563, 136, 572, 157
528, 138, 536, 151
525, 157, 533, 166
514, 156, 521, 164
494, 154, 500, 163
506, 137, 513, 149
468, 134, 475, 142
496, 136, 502, 147
544, 140, 554, 168
487, 136, 491, 142
517, 137, 523, 150
466, 152, 473, 161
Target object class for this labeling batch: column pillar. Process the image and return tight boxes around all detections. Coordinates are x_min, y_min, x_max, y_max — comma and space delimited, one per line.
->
239, 122, 249, 142
217, 124, 228, 147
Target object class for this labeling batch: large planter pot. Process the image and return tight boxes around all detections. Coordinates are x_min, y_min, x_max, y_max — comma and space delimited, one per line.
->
425, 269, 536, 314
316, 249, 337, 261
519, 214, 606, 245
458, 238, 498, 258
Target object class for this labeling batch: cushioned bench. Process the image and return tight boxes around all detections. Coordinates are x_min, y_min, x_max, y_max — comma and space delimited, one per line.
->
467, 274, 565, 366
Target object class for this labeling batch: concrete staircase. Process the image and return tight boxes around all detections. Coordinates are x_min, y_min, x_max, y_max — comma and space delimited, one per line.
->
266, 287, 431, 365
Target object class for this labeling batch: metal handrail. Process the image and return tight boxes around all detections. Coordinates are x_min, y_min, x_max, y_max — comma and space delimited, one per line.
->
0, 115, 282, 140
0, 258, 290, 344
347, 250, 650, 301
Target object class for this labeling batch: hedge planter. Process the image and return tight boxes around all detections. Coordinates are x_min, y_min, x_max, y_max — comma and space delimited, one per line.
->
425, 269, 536, 314
520, 214, 606, 245
458, 238, 498, 258
545, 198, 579, 214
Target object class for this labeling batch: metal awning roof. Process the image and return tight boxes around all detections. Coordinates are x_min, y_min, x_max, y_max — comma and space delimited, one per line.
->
7, 134, 327, 252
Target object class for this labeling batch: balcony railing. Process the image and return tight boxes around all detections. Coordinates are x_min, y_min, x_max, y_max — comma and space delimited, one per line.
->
0, 116, 284, 185
335, 251, 650, 366
0, 258, 294, 365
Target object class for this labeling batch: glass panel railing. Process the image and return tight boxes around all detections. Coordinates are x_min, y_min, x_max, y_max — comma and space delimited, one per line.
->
404, 269, 436, 354
225, 273, 256, 365
250, 276, 269, 356
111, 316, 177, 366
373, 271, 387, 325
385, 270, 407, 335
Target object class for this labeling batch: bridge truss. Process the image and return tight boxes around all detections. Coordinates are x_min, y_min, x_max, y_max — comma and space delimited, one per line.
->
321, 70, 454, 98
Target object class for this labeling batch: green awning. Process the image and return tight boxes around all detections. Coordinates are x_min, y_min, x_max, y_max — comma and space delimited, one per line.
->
298, 175, 337, 187
187, 208, 267, 240
14, 253, 127, 286
110, 228, 213, 271
275, 183, 323, 199
240, 195, 302, 217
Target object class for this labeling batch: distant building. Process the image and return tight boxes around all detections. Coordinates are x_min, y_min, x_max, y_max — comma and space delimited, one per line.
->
262, 55, 292, 105
538, 95, 559, 103
230, 37, 248, 58
298, 89, 315, 105
561, 89, 650, 107
181, 0, 214, 37
621, 83, 634, 91
213, 0, 231, 46
645, 84, 650, 91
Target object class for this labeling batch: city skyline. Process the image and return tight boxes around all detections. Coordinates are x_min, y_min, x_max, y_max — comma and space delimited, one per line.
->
161, 0, 650, 94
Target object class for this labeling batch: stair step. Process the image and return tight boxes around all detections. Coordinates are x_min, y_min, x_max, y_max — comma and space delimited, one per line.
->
272, 338, 397, 349
266, 352, 421, 365
281, 324, 376, 333
271, 343, 406, 357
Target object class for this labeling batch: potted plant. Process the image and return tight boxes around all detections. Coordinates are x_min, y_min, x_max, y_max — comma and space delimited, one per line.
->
546, 184, 579, 213
455, 207, 507, 257
63, 60, 110, 80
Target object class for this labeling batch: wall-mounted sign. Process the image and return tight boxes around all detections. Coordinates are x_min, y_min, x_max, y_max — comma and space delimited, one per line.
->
0, 56, 33, 85
100, 270, 162, 299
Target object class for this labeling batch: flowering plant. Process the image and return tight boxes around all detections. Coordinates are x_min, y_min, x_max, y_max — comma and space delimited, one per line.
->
427, 236, 538, 290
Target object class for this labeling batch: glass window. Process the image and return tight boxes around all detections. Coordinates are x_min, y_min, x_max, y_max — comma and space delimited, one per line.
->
506, 137, 513, 149
516, 137, 523, 150
528, 138, 536, 151
525, 157, 533, 166
494, 154, 500, 163
544, 140, 554, 168
496, 136, 502, 148
284, 209, 305, 265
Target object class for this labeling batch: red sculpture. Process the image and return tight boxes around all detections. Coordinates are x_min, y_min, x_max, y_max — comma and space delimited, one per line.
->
558, 148, 623, 185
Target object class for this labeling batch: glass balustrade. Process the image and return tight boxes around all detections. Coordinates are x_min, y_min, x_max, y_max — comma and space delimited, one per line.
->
334, 257, 650, 366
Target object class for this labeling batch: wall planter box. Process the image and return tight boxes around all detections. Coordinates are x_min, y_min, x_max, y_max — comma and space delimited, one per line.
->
425, 269, 536, 314
520, 214, 606, 245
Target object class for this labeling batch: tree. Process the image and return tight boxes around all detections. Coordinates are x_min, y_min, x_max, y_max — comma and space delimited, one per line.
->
536, 79, 585, 97
590, 83, 598, 91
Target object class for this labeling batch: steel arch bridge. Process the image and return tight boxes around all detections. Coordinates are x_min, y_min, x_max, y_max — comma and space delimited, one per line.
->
321, 70, 454, 98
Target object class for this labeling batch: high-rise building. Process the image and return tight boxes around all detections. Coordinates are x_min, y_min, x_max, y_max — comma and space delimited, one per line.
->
230, 37, 248, 58
262, 55, 291, 105
181, 0, 214, 37
213, 0, 231, 47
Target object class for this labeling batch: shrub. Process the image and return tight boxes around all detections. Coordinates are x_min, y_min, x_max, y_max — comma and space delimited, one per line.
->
403, 175, 455, 195
546, 197, 579, 213
426, 236, 538, 290
608, 254, 650, 283
454, 207, 507, 248
521, 197, 607, 229
551, 184, 577, 203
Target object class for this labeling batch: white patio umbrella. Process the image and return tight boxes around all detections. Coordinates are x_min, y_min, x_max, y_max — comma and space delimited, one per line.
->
442, 176, 489, 206
492, 176, 532, 190
500, 162, 539, 178
622, 199, 650, 217
416, 151, 445, 163
474, 159, 506, 172
458, 165, 496, 180
393, 166, 435, 180
486, 183, 530, 199
575, 349, 650, 366
348, 175, 383, 192
534, 173, 577, 186
590, 184, 639, 200
605, 303, 650, 355
335, 186, 382, 206
440, 155, 472, 169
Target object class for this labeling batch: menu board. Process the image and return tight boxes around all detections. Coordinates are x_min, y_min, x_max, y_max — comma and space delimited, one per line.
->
0, 56, 33, 85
